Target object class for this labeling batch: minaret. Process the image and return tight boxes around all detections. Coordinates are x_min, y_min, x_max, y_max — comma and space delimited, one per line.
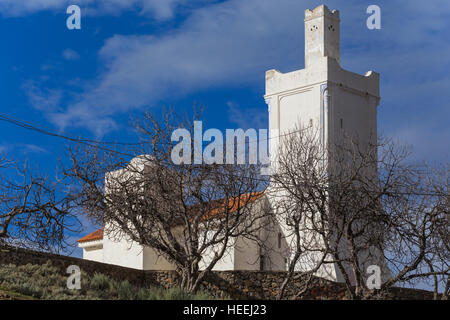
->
265, 4, 380, 175
304, 5, 340, 68
264, 5, 383, 282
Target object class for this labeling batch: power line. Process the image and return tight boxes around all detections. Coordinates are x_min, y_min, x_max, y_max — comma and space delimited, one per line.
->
0, 112, 142, 146
0, 111, 444, 173
0, 112, 446, 197
0, 110, 311, 151
0, 112, 136, 157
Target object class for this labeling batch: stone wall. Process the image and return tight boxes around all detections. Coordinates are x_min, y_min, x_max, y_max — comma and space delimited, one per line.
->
0, 246, 146, 286
196, 271, 351, 299
0, 246, 436, 300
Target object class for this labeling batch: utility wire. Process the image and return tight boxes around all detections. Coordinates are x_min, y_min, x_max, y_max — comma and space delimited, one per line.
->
0, 112, 142, 146
0, 111, 321, 149
0, 112, 446, 197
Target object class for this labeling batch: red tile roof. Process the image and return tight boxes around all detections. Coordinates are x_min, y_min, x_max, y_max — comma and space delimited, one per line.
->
77, 228, 104, 243
77, 191, 265, 242
199, 191, 265, 222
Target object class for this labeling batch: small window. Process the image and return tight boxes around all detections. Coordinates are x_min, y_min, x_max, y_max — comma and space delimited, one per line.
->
259, 255, 265, 271
309, 119, 313, 127
340, 118, 343, 129
277, 232, 282, 248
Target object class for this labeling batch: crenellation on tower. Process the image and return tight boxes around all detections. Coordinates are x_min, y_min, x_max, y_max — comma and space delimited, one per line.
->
304, 4, 339, 21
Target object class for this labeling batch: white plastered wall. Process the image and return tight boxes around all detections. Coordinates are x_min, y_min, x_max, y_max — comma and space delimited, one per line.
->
264, 4, 384, 282
81, 241, 104, 263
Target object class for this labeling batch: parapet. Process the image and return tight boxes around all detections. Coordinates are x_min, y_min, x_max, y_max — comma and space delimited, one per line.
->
305, 4, 340, 22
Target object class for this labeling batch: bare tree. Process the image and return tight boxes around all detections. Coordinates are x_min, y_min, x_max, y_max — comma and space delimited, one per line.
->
268, 126, 331, 299
65, 108, 270, 293
0, 154, 80, 252
270, 125, 449, 299
381, 163, 449, 299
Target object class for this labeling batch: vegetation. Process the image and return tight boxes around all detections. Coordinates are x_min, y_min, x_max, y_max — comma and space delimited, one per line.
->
0, 260, 216, 300
270, 126, 448, 299
0, 154, 80, 253
65, 107, 267, 294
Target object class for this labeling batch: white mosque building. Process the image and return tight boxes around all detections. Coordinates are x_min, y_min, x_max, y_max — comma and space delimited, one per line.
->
78, 5, 388, 283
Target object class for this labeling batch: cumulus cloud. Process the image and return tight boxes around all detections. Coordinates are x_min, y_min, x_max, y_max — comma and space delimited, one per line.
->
0, 0, 199, 20
46, 0, 304, 134
0, 0, 67, 16
20, 0, 450, 158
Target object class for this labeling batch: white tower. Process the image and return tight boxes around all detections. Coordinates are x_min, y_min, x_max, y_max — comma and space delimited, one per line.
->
265, 5, 380, 168
264, 5, 384, 282
304, 4, 340, 68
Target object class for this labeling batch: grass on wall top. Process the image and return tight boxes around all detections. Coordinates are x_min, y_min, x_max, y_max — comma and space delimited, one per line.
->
0, 260, 215, 300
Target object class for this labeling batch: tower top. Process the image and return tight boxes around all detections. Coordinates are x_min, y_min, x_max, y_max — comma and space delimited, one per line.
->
304, 5, 339, 22
304, 5, 340, 68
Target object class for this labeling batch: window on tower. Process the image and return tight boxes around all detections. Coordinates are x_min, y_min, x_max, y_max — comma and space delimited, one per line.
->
259, 255, 265, 271
278, 232, 282, 248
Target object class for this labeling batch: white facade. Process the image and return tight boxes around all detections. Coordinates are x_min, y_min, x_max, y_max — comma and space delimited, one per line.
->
264, 5, 389, 283
265, 5, 379, 169
79, 232, 176, 270
79, 239, 103, 262
79, 194, 287, 271
79, 4, 388, 282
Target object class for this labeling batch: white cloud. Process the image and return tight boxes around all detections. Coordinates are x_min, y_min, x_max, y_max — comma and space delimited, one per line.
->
62, 48, 80, 61
227, 102, 267, 130
21, 144, 50, 154
20, 0, 450, 159
0, 0, 68, 16
23, 80, 62, 112
0, 143, 49, 155
0, 0, 202, 20
46, 0, 305, 134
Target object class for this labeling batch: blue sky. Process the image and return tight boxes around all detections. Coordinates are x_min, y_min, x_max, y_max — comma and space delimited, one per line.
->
1, 0, 449, 258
